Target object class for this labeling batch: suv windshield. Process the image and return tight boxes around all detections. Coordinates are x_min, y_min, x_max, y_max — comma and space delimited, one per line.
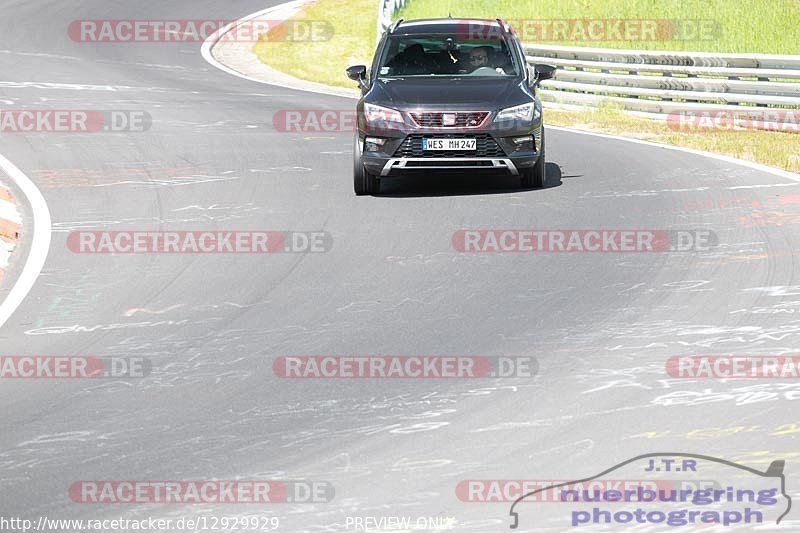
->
377, 33, 520, 78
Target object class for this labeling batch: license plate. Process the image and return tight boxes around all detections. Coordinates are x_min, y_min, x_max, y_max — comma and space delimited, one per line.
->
422, 138, 477, 151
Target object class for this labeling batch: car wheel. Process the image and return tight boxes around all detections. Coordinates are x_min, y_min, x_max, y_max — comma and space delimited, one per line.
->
353, 135, 380, 195
521, 128, 546, 189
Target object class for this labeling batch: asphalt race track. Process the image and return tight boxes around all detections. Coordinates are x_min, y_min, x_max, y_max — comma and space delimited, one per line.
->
1, 1, 799, 531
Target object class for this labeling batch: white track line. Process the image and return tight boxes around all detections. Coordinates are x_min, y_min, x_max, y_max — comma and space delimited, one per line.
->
202, 3, 800, 183
200, 0, 310, 86
0, 153, 52, 329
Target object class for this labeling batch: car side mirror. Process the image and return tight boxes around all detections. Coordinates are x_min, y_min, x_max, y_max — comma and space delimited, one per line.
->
346, 65, 369, 90
533, 64, 556, 87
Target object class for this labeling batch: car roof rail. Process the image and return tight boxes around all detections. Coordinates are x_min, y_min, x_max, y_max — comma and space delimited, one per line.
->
496, 18, 513, 35
389, 19, 404, 34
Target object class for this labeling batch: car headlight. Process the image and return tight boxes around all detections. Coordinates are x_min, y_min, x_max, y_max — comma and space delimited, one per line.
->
495, 103, 538, 123
364, 103, 405, 128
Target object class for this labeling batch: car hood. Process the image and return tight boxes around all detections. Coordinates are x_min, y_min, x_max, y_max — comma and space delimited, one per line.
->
369, 77, 526, 109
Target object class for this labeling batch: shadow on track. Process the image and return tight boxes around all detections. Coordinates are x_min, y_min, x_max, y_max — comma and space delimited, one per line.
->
377, 162, 563, 198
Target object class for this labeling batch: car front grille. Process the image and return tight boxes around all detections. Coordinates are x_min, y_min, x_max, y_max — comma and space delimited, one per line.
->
409, 111, 490, 128
394, 134, 506, 158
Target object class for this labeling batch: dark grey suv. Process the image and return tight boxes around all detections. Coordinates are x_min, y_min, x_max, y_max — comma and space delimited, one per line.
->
346, 18, 555, 195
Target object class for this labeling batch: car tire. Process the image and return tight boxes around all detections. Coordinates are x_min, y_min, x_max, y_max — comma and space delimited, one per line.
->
353, 135, 380, 196
521, 128, 546, 189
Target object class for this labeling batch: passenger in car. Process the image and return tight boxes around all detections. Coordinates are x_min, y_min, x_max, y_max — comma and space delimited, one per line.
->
391, 43, 431, 75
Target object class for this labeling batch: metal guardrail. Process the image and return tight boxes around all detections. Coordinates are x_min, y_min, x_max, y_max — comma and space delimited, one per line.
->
373, 7, 800, 126
524, 44, 800, 124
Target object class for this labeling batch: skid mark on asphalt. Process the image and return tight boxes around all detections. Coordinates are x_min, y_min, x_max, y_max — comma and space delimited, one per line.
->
94, 174, 242, 188
31, 272, 117, 326
33, 165, 194, 188
729, 183, 800, 190
741, 211, 800, 227
744, 286, 800, 297
170, 203, 263, 214
581, 186, 800, 233
0, 80, 176, 92
653, 383, 800, 407
24, 318, 197, 335
390, 458, 456, 472
335, 300, 380, 313
625, 422, 800, 441
578, 368, 665, 394
385, 252, 463, 266
583, 184, 800, 198
31, 163, 287, 189
52, 204, 269, 232
249, 166, 312, 172
124, 304, 184, 317
567, 353, 800, 406
730, 300, 800, 315
0, 50, 196, 73
580, 289, 800, 347
585, 186, 713, 198
471, 421, 548, 432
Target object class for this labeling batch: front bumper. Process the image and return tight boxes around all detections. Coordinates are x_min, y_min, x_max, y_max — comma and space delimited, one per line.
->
378, 157, 520, 176
359, 126, 542, 178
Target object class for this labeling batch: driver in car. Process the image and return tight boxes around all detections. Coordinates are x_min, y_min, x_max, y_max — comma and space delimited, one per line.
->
468, 46, 506, 74
468, 46, 490, 69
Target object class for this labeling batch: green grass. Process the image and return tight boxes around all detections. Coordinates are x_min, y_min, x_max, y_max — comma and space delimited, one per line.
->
544, 106, 800, 173
253, 0, 377, 89
253, 0, 800, 87
398, 0, 800, 54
